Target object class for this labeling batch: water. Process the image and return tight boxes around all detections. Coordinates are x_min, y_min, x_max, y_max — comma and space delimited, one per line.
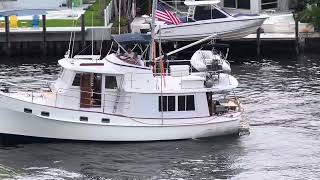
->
0, 53, 320, 179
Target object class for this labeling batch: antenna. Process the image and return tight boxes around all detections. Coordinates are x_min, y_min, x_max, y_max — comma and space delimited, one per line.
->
118, 0, 121, 35
150, 0, 158, 64
91, 11, 93, 61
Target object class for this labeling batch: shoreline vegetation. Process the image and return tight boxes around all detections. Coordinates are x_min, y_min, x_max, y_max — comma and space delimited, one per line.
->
0, 0, 110, 27
292, 0, 320, 30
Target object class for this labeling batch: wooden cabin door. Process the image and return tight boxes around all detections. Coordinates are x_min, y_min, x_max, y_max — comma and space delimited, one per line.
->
80, 73, 92, 108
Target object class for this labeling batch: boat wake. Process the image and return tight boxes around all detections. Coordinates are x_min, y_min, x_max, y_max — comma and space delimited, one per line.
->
14, 167, 83, 180
0, 164, 18, 179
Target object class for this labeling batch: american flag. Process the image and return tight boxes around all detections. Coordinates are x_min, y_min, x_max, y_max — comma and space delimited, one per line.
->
156, 3, 181, 25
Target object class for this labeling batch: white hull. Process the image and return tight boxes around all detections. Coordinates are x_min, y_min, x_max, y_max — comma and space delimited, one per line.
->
156, 17, 267, 41
0, 108, 240, 141
0, 94, 241, 141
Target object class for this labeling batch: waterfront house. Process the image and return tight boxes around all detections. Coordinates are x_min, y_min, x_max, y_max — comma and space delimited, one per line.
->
158, 0, 290, 14
220, 0, 290, 14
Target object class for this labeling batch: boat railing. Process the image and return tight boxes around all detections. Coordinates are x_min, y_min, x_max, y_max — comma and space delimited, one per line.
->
54, 88, 131, 111
122, 68, 227, 91
2, 85, 131, 112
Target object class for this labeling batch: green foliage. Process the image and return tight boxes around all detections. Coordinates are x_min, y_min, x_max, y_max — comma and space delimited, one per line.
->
83, 0, 111, 26
112, 17, 129, 27
299, 4, 320, 29
291, 0, 320, 30
0, 0, 111, 27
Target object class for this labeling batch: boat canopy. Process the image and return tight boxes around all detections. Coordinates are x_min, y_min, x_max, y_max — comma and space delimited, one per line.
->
184, 0, 221, 6
112, 33, 151, 45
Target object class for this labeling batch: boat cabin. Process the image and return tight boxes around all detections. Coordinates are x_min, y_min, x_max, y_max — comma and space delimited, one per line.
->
184, 1, 232, 22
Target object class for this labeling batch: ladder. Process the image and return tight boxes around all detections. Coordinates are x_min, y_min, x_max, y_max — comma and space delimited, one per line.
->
187, 6, 196, 21
186, 0, 196, 22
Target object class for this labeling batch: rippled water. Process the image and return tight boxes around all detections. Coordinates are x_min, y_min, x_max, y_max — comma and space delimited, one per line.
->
0, 53, 320, 179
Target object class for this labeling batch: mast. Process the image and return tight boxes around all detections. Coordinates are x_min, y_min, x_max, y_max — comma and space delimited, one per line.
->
149, 0, 158, 63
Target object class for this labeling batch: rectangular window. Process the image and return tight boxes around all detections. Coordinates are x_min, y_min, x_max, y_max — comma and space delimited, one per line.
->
178, 95, 195, 111
262, 0, 277, 9
238, 0, 250, 9
41, 111, 50, 117
224, 0, 236, 8
72, 73, 81, 86
105, 76, 117, 89
168, 96, 175, 111
80, 116, 88, 122
159, 96, 175, 112
178, 96, 185, 111
186, 95, 195, 111
24, 108, 32, 114
224, 0, 250, 9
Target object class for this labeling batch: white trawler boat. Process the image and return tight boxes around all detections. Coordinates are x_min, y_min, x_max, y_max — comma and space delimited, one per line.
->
131, 0, 268, 41
0, 33, 243, 141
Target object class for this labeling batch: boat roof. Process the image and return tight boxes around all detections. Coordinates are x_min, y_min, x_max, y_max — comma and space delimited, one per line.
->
58, 58, 125, 75
112, 33, 151, 45
184, 0, 221, 6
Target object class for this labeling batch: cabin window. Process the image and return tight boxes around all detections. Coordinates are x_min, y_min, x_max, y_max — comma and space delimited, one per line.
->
24, 108, 32, 114
224, 0, 250, 9
159, 96, 175, 112
80, 116, 88, 122
101, 118, 110, 123
178, 95, 195, 111
72, 73, 81, 86
41, 111, 50, 117
105, 76, 117, 89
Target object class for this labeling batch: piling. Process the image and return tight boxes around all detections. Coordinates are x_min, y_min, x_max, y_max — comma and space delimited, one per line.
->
42, 15, 47, 56
295, 16, 300, 55
4, 16, 10, 56
81, 14, 86, 50
256, 27, 261, 57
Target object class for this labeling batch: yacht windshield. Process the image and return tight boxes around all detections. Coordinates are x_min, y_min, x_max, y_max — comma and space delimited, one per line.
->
194, 6, 228, 20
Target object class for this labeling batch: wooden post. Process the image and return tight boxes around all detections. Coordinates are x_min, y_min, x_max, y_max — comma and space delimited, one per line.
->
295, 16, 300, 55
42, 14, 47, 56
81, 14, 86, 50
4, 16, 10, 56
256, 27, 261, 57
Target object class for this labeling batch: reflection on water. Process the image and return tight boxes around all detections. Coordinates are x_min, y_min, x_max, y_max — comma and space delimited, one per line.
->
0, 53, 319, 179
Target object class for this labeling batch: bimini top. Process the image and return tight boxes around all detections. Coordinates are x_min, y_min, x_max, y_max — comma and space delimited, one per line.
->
112, 33, 151, 45
184, 0, 221, 6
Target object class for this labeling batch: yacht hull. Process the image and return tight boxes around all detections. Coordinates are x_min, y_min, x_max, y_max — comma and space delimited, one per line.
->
156, 17, 267, 41
0, 96, 241, 141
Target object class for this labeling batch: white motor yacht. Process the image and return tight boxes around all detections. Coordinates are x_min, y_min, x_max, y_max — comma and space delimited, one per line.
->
0, 34, 244, 141
131, 0, 268, 41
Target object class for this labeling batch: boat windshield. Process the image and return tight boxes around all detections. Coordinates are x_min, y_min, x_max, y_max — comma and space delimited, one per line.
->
194, 6, 228, 20
219, 8, 233, 17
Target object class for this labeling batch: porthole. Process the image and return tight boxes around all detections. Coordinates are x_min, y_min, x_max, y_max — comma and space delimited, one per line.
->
24, 108, 32, 114
101, 118, 110, 123
41, 111, 50, 117
80, 116, 88, 122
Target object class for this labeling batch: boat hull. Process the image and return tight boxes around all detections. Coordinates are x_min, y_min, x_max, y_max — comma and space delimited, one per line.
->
0, 106, 241, 142
156, 17, 267, 41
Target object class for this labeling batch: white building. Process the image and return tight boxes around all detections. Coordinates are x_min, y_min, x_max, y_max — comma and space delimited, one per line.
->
0, 0, 70, 9
220, 0, 290, 14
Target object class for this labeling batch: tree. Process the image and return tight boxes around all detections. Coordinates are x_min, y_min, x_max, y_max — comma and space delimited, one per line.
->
291, 0, 320, 30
